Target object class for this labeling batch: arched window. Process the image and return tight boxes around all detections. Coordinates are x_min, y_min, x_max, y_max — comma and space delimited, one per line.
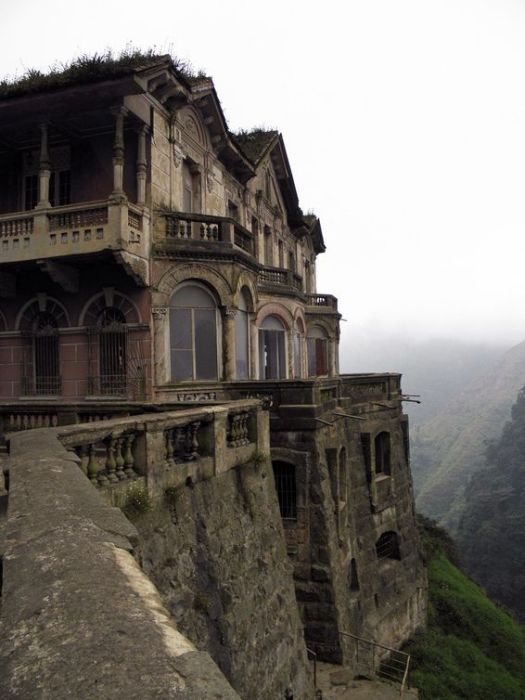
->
98, 308, 128, 395
30, 312, 60, 395
259, 315, 286, 379
293, 318, 304, 379
272, 461, 297, 520
19, 298, 67, 396
375, 531, 401, 560
170, 284, 219, 381
307, 325, 329, 377
375, 432, 391, 475
235, 289, 250, 379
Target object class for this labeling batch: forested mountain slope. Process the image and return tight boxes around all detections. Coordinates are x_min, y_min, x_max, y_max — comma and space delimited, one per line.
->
411, 340, 525, 531
457, 385, 525, 623
405, 518, 525, 700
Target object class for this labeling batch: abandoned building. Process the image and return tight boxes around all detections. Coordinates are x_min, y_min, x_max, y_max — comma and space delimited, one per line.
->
0, 55, 426, 699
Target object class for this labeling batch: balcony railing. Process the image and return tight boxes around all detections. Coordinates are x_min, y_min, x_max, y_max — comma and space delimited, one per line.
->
258, 266, 303, 293
160, 212, 255, 257
306, 294, 338, 311
0, 199, 148, 265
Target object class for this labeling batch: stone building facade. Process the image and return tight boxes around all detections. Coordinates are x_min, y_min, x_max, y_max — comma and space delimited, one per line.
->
0, 55, 426, 679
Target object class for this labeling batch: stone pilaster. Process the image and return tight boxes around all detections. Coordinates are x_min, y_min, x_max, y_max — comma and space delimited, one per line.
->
223, 307, 236, 380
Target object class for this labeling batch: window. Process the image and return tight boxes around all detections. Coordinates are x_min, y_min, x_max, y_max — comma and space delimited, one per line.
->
19, 300, 67, 397
24, 175, 38, 210
307, 326, 329, 377
278, 240, 284, 268
375, 531, 401, 560
182, 161, 200, 213
98, 308, 128, 395
235, 289, 250, 379
339, 448, 348, 508
170, 284, 219, 381
289, 250, 296, 273
28, 312, 60, 395
375, 432, 391, 475
259, 315, 286, 379
272, 461, 297, 520
349, 558, 360, 591
264, 226, 273, 266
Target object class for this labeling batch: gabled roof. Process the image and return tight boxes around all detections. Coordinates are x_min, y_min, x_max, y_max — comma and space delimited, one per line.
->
233, 129, 278, 163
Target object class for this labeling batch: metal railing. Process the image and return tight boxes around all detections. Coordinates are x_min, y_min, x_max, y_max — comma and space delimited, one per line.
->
340, 631, 411, 697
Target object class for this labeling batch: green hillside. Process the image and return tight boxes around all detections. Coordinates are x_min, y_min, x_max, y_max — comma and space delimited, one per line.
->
404, 518, 525, 700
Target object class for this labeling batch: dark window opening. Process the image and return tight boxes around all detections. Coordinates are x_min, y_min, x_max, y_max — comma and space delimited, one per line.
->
350, 558, 360, 591
23, 312, 61, 396
360, 433, 372, 483
374, 431, 391, 475
273, 461, 297, 520
99, 308, 128, 395
401, 420, 410, 464
375, 531, 401, 560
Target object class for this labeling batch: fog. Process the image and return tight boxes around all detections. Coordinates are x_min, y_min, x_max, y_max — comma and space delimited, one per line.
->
3, 0, 525, 350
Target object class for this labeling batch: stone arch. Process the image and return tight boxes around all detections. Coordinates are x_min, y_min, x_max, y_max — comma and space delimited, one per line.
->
156, 264, 233, 310
255, 302, 293, 331
233, 272, 257, 312
306, 319, 333, 339
178, 106, 210, 149
80, 291, 141, 327
17, 296, 70, 331
293, 307, 306, 334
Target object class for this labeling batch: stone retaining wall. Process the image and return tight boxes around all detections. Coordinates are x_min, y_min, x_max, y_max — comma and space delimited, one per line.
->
0, 427, 240, 699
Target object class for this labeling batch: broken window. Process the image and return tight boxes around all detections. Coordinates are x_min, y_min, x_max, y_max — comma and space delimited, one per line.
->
375, 531, 401, 560
374, 432, 391, 475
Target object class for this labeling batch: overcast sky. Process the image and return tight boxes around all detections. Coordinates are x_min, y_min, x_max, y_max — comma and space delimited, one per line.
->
2, 0, 525, 356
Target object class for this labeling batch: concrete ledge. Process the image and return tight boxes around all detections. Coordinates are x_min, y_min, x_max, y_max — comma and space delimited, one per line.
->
0, 428, 240, 699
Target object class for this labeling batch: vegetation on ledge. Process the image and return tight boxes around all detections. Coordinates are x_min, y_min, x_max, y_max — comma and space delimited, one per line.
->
0, 47, 203, 100
404, 516, 525, 699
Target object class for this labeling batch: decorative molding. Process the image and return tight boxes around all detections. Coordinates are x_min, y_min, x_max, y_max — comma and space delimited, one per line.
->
152, 306, 168, 320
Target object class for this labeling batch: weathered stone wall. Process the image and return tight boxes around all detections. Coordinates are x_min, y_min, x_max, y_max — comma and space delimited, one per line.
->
137, 456, 313, 700
270, 394, 427, 664
0, 428, 240, 699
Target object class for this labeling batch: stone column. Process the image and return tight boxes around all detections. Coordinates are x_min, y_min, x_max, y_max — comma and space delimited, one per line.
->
36, 123, 51, 209
249, 313, 258, 378
152, 306, 169, 386
110, 106, 127, 201
223, 308, 236, 380
136, 125, 148, 206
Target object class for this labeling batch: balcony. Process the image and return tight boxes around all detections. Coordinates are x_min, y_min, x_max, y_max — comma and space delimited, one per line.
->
0, 199, 148, 273
155, 211, 256, 259
257, 265, 304, 296
305, 293, 339, 313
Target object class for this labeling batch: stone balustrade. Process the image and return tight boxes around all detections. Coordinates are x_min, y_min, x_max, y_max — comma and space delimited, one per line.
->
53, 399, 266, 497
0, 413, 240, 699
258, 266, 304, 293
306, 293, 339, 311
0, 198, 149, 265
161, 212, 255, 256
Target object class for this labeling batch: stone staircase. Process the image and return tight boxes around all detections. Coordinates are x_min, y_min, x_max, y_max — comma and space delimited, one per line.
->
315, 662, 419, 700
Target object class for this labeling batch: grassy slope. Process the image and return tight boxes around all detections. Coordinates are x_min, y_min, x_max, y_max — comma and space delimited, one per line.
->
404, 520, 525, 699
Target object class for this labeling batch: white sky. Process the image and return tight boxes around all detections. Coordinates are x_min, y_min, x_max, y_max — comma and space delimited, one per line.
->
2, 0, 525, 349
